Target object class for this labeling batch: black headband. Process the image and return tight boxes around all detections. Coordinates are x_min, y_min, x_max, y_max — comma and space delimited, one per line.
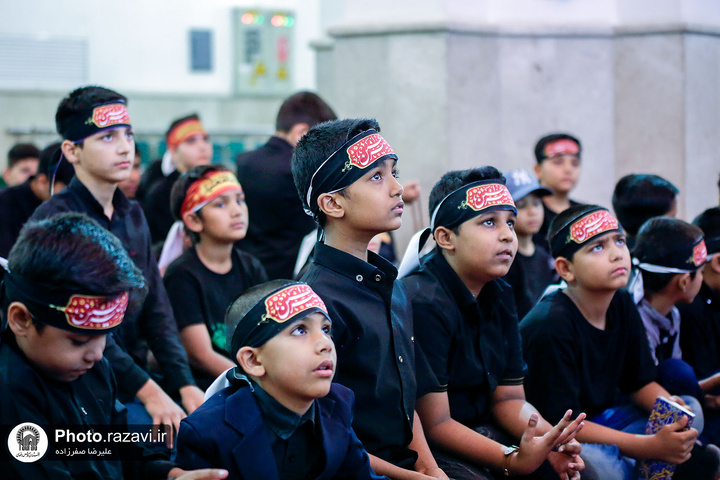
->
431, 179, 517, 232
304, 129, 398, 219
706, 236, 720, 255
230, 282, 330, 355
2, 272, 127, 334
57, 100, 132, 143
549, 207, 622, 259
634, 237, 707, 274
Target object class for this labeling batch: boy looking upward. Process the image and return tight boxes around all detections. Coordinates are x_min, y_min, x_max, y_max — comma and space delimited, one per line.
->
30, 86, 204, 435
0, 213, 227, 480
402, 167, 584, 480
521, 205, 698, 479
293, 118, 446, 479
175, 280, 389, 480
532, 133, 582, 250
164, 165, 267, 388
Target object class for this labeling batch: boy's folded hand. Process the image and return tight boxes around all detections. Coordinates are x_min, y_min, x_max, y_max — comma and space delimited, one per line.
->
652, 416, 697, 464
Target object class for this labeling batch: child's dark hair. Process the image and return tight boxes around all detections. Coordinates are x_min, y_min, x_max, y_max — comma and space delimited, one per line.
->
292, 118, 379, 227
547, 203, 602, 260
7, 143, 40, 167
276, 91, 337, 133
5, 212, 145, 330
693, 206, 720, 241
166, 113, 201, 140
534, 133, 581, 163
428, 167, 505, 233
170, 164, 231, 245
612, 174, 679, 237
225, 279, 296, 356
633, 217, 702, 295
55, 86, 126, 147
38, 142, 74, 186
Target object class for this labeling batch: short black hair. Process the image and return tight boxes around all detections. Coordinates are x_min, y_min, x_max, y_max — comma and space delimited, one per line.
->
37, 142, 75, 186
547, 203, 602, 260
534, 133, 581, 164
612, 174, 679, 237
170, 164, 231, 245
633, 217, 702, 295
428, 167, 505, 233
225, 279, 295, 356
166, 113, 201, 140
275, 92, 337, 133
4, 213, 146, 329
291, 118, 380, 227
693, 206, 720, 242
55, 86, 127, 146
7, 143, 40, 167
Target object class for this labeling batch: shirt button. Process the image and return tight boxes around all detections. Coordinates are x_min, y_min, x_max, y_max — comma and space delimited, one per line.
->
411, 336, 415, 342
356, 274, 363, 282
375, 274, 382, 282
398, 355, 404, 363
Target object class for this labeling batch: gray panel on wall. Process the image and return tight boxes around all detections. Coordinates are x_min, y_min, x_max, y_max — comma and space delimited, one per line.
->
0, 35, 87, 89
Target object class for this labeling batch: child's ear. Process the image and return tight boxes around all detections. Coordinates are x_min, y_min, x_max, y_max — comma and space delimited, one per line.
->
675, 272, 691, 293
434, 227, 456, 252
710, 254, 720, 275
288, 123, 309, 147
6, 302, 35, 337
61, 140, 80, 166
533, 163, 543, 181
182, 212, 204, 234
554, 257, 575, 283
317, 193, 345, 220
236, 347, 266, 378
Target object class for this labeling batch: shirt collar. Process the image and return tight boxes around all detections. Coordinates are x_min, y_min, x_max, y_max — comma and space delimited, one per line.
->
424, 248, 478, 308
312, 242, 397, 288
251, 381, 316, 440
67, 177, 130, 217
637, 297, 679, 332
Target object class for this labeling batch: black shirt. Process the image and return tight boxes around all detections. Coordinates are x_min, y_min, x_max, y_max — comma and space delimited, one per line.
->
142, 170, 180, 244
236, 137, 316, 280
30, 177, 196, 399
0, 332, 175, 480
164, 246, 268, 387
678, 282, 720, 381
401, 249, 528, 428
0, 180, 42, 257
520, 289, 658, 422
300, 242, 428, 468
503, 246, 557, 320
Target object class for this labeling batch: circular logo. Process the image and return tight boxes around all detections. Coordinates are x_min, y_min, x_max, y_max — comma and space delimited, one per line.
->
7, 422, 48, 463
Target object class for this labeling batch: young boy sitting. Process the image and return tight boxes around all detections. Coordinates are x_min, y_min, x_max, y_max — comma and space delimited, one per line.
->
679, 206, 720, 445
292, 118, 447, 479
0, 212, 227, 480
401, 167, 585, 480
631, 217, 706, 404
531, 133, 582, 250
30, 85, 204, 435
520, 204, 699, 480
611, 174, 678, 250
174, 279, 388, 480
164, 165, 268, 389
502, 168, 557, 319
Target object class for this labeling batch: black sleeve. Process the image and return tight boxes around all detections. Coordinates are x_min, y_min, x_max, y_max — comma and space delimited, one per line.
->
618, 296, 658, 393
412, 302, 453, 390
136, 221, 196, 393
164, 266, 206, 331
103, 333, 152, 396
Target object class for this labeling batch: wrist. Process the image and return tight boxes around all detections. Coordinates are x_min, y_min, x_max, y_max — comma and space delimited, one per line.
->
503, 445, 520, 476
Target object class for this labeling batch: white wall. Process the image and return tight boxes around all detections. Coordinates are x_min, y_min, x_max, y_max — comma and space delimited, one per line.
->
0, 0, 320, 94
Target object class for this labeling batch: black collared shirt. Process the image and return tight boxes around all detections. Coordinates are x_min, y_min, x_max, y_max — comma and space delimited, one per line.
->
30, 177, 195, 399
0, 180, 42, 257
402, 249, 528, 428
252, 382, 324, 480
236, 137, 316, 280
679, 282, 720, 381
301, 242, 428, 468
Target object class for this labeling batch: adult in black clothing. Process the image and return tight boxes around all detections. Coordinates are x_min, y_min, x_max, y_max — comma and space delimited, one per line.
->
236, 91, 336, 279
30, 86, 205, 435
0, 142, 74, 257
143, 114, 212, 243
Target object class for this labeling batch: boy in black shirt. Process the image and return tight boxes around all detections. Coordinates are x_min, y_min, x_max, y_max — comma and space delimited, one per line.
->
30, 86, 204, 437
401, 167, 584, 480
164, 165, 267, 389
293, 118, 447, 479
521, 204, 698, 479
0, 213, 227, 480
